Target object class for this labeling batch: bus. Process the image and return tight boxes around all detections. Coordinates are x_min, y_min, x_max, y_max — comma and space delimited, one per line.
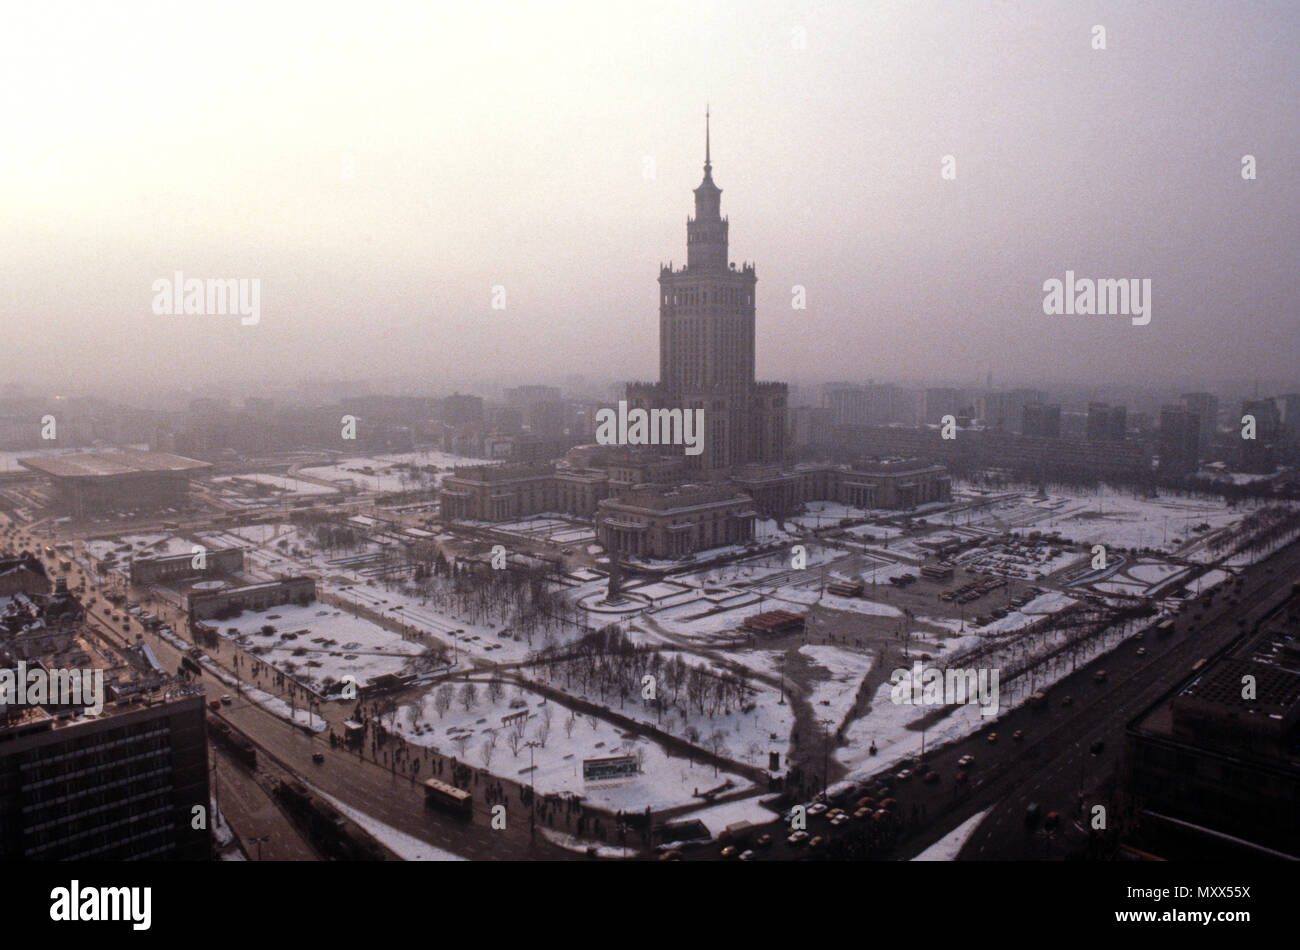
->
423, 778, 472, 819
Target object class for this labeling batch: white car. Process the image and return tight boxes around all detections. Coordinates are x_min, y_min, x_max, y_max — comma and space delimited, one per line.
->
807, 802, 828, 816
895, 769, 913, 781
957, 754, 975, 769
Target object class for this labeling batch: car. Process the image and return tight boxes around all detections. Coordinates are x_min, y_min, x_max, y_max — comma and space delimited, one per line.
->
808, 836, 826, 850
1061, 695, 1074, 706
311, 752, 325, 764
658, 849, 683, 861
955, 770, 968, 784
957, 754, 975, 768
1012, 730, 1024, 742
807, 802, 828, 816
894, 769, 913, 781
854, 807, 871, 820
986, 732, 998, 744
720, 845, 738, 859
826, 807, 845, 819
755, 833, 772, 849
738, 849, 756, 861
220, 695, 233, 706
831, 814, 850, 826
787, 831, 810, 846
1136, 647, 1147, 656
1044, 811, 1061, 831
923, 771, 940, 784
1093, 670, 1108, 683
1025, 803, 1042, 826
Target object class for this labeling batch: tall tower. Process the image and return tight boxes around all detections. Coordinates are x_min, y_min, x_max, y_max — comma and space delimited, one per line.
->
631, 109, 785, 471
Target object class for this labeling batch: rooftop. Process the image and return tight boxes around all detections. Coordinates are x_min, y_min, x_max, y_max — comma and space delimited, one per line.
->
18, 448, 211, 480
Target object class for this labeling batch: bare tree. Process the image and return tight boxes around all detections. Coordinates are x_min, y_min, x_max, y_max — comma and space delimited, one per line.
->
480, 738, 495, 769
459, 682, 477, 712
708, 730, 726, 776
435, 684, 453, 719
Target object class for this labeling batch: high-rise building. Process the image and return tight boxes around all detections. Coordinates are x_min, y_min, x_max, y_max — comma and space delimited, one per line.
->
1180, 392, 1219, 451
0, 587, 210, 860
1022, 403, 1062, 439
1158, 404, 1201, 475
823, 383, 913, 427
442, 393, 484, 425
1239, 398, 1281, 473
923, 388, 967, 426
1086, 402, 1128, 442
1281, 393, 1300, 455
627, 111, 787, 471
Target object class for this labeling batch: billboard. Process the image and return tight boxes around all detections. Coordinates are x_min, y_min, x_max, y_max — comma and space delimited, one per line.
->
582, 754, 639, 782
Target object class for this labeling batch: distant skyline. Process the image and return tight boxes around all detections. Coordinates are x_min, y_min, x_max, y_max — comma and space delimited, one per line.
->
3, 1, 1297, 395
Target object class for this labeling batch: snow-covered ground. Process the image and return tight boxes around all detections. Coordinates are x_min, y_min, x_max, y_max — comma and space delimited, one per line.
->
310, 786, 467, 861
390, 681, 755, 812
799, 645, 874, 728
912, 809, 989, 861
216, 601, 427, 691
213, 473, 340, 496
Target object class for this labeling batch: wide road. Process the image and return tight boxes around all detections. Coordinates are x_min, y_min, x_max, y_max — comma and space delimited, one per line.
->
942, 537, 1300, 859
686, 536, 1300, 862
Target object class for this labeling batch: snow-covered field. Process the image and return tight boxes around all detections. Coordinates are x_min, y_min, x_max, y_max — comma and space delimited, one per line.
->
298, 451, 494, 494
390, 681, 754, 812
216, 601, 427, 691
799, 645, 874, 728
214, 473, 340, 496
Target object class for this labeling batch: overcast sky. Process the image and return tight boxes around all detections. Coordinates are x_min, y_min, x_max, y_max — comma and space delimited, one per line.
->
2, 0, 1296, 398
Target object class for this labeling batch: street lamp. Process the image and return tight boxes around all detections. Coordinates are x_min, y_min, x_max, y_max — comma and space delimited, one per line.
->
525, 739, 542, 837
248, 834, 271, 861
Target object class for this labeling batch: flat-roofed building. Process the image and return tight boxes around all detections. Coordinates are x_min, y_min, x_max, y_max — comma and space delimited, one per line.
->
0, 588, 209, 860
439, 463, 556, 522
130, 547, 244, 586
730, 458, 951, 518
596, 484, 756, 560
187, 576, 315, 620
1124, 591, 1300, 858
18, 448, 211, 517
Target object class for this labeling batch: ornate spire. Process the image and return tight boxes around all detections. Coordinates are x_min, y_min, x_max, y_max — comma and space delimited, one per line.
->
705, 104, 711, 170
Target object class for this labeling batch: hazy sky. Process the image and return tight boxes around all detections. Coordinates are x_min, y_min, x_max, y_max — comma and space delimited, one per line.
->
3, 0, 1296, 398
